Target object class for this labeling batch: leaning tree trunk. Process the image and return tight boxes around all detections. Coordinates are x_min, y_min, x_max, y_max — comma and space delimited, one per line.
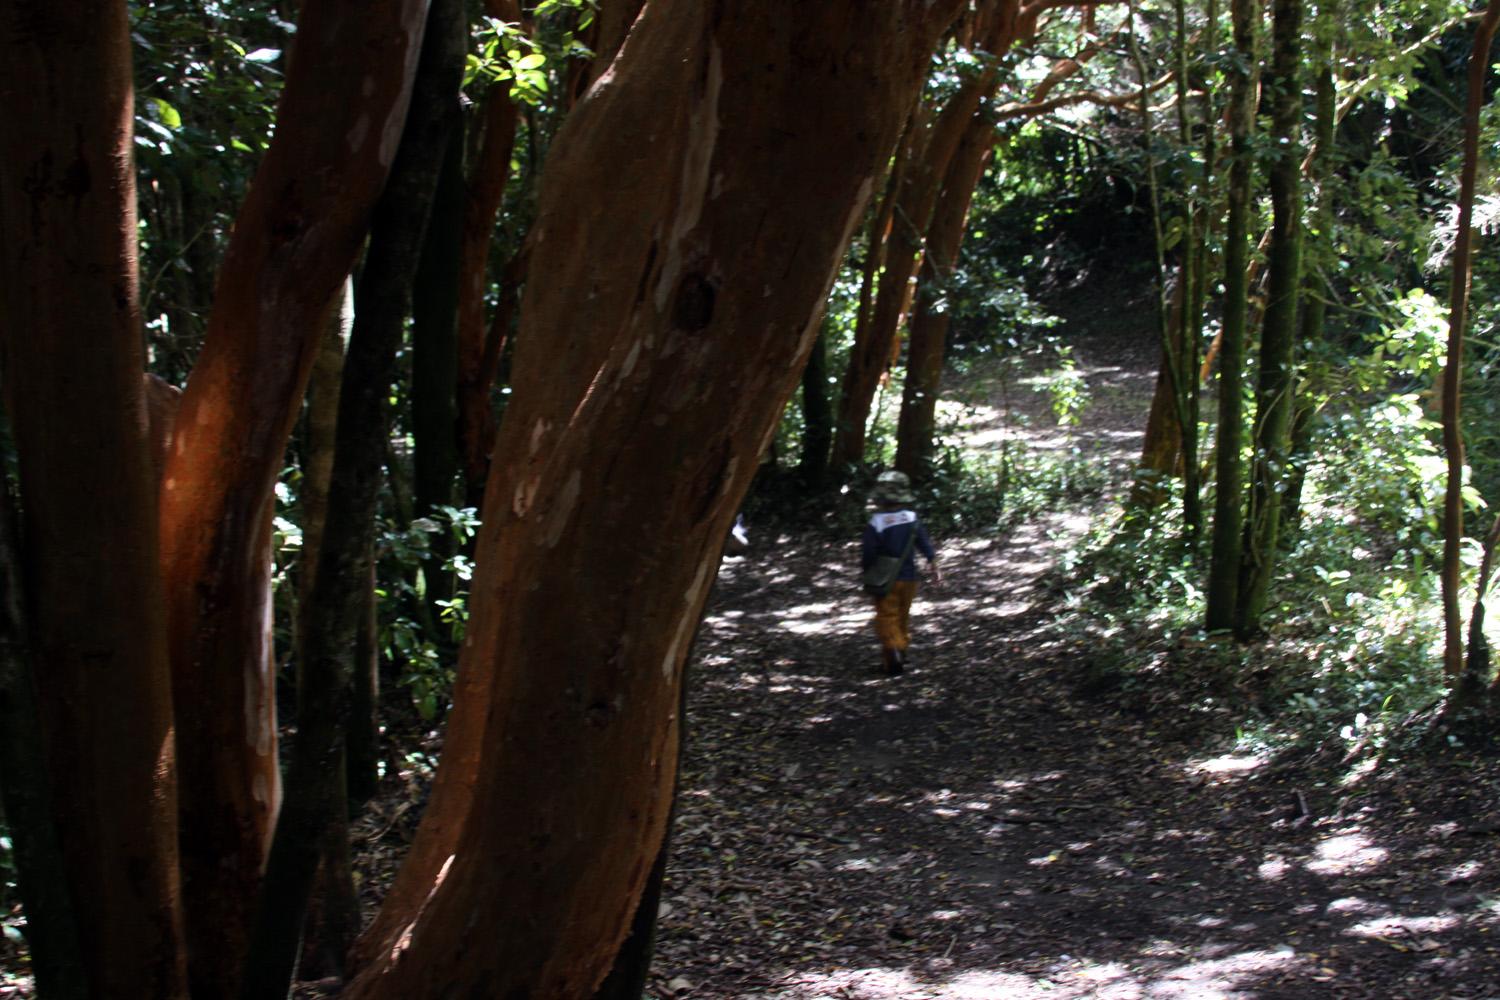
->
1235, 0, 1303, 639
1442, 0, 1500, 682
830, 0, 1020, 472
240, 4, 467, 992
894, 108, 996, 481
1205, 0, 1260, 633
344, 1, 963, 995
0, 3, 187, 995
1128, 275, 1190, 513
155, 1, 430, 993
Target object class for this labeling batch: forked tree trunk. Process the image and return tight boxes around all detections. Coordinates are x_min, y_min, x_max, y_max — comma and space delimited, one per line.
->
1205, 0, 1260, 633
155, 0, 430, 992
345, 1, 963, 994
1235, 0, 1303, 638
563, 0, 648, 108
0, 4, 187, 996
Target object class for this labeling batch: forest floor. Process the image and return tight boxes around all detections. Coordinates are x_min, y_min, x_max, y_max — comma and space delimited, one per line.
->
645, 316, 1500, 999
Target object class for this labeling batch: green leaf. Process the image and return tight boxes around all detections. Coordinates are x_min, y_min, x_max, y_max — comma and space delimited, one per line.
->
516, 52, 546, 71
151, 97, 182, 130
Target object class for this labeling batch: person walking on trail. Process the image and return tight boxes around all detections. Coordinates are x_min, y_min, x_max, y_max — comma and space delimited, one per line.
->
861, 470, 940, 675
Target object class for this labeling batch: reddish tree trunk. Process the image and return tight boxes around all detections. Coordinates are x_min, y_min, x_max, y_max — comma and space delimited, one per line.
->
830, 0, 1035, 471
1129, 274, 1190, 511
0, 3, 187, 995
345, 1, 963, 994
155, 1, 429, 992
455, 0, 523, 496
895, 109, 996, 480
564, 0, 649, 107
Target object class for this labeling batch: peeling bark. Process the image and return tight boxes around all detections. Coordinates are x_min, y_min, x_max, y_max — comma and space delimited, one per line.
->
346, 1, 964, 994
156, 0, 430, 992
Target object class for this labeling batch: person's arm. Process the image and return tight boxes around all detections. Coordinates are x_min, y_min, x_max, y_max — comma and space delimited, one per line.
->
860, 523, 878, 570
917, 523, 941, 585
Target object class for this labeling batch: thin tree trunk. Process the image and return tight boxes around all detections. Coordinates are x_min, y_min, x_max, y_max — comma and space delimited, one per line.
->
1205, 0, 1260, 633
1188, 0, 1220, 536
833, 118, 917, 471
239, 1, 464, 993
412, 124, 466, 520
1173, 0, 1202, 541
831, 0, 1022, 472
1442, 0, 1500, 681
344, 1, 964, 993
301, 284, 354, 602
1283, 27, 1336, 530
1235, 0, 1304, 638
293, 278, 359, 985
0, 445, 88, 999
1129, 276, 1189, 512
456, 0, 523, 498
156, 1, 429, 992
347, 550, 382, 808
1124, 0, 1197, 530
0, 3, 188, 994
798, 321, 834, 488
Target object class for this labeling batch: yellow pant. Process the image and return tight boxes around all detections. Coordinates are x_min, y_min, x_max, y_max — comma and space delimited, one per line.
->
872, 580, 919, 651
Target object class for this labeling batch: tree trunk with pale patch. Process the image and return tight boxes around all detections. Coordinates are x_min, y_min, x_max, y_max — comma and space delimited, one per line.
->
155, 0, 429, 992
344, 1, 963, 994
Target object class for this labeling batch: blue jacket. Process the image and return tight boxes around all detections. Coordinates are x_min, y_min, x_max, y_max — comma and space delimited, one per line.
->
861, 509, 935, 581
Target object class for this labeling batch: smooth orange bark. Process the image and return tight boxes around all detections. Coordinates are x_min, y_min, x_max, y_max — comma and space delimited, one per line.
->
347, 1, 963, 994
157, 0, 429, 991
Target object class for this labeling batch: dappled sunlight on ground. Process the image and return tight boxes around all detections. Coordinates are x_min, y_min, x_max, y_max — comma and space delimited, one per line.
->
652, 330, 1500, 1000
658, 510, 1500, 998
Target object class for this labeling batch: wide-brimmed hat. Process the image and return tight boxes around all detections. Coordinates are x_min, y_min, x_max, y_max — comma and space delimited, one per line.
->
871, 469, 914, 504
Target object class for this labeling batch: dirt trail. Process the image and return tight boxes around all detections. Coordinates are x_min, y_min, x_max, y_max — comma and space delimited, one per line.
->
652, 333, 1500, 999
